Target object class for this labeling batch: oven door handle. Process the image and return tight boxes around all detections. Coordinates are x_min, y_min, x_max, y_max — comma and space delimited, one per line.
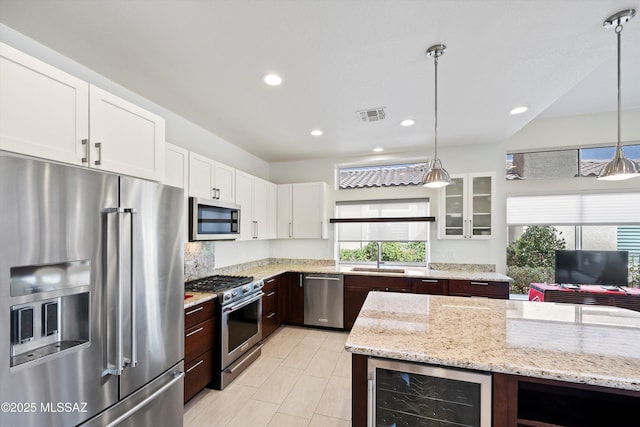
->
224, 293, 264, 313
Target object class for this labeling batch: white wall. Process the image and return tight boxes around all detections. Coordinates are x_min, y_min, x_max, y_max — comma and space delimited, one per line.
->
269, 143, 508, 273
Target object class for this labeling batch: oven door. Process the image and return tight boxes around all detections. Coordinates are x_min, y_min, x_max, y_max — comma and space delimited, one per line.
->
221, 292, 262, 369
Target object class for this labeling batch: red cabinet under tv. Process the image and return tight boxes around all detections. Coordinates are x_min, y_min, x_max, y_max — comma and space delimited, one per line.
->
529, 283, 640, 312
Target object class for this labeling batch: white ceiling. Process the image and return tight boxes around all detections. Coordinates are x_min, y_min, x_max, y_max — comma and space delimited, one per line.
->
1, 0, 639, 163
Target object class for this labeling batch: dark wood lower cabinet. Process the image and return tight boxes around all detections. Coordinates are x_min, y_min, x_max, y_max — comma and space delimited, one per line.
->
493, 373, 640, 427
448, 279, 509, 299
286, 272, 304, 325
410, 277, 448, 295
262, 275, 281, 339
184, 299, 216, 403
343, 275, 412, 329
184, 350, 213, 403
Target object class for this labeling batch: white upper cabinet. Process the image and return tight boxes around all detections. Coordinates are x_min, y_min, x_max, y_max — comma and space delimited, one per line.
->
235, 169, 254, 240
0, 42, 89, 165
89, 85, 164, 181
163, 143, 189, 190
0, 42, 165, 181
163, 142, 189, 240
253, 177, 269, 239
277, 182, 328, 239
266, 182, 278, 240
439, 172, 495, 240
276, 184, 294, 239
188, 152, 235, 203
235, 170, 275, 240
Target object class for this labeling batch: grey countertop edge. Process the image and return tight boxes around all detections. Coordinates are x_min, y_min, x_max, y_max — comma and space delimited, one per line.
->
343, 344, 640, 392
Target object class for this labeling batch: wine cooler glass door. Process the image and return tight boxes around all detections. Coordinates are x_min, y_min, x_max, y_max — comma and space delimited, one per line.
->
368, 358, 491, 427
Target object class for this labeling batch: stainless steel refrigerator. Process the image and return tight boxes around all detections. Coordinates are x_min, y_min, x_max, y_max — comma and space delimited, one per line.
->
0, 153, 185, 427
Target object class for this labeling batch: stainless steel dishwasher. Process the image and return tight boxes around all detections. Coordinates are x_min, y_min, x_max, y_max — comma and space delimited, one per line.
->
303, 273, 344, 328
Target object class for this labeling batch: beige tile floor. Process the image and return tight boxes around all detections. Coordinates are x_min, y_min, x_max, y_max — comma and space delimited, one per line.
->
183, 326, 352, 427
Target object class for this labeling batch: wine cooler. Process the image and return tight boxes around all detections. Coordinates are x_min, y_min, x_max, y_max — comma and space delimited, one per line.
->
368, 358, 491, 427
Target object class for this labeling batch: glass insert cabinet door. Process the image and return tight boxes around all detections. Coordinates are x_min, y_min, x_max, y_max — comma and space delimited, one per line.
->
439, 173, 494, 240
368, 358, 492, 427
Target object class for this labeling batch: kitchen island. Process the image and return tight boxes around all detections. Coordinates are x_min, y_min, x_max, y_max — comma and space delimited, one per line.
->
346, 292, 640, 427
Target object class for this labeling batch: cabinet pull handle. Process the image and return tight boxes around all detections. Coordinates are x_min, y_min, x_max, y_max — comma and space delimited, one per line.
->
266, 291, 276, 297
186, 326, 204, 337
421, 279, 438, 283
186, 306, 204, 316
367, 379, 374, 427
470, 281, 489, 286
216, 188, 221, 199
289, 222, 293, 238
186, 359, 204, 373
81, 139, 89, 163
299, 275, 303, 288
264, 278, 275, 284
94, 142, 102, 166
266, 312, 276, 319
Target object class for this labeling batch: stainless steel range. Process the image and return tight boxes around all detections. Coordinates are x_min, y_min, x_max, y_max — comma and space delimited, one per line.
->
185, 275, 264, 389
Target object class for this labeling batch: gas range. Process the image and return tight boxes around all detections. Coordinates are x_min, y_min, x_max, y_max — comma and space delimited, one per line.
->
184, 275, 264, 306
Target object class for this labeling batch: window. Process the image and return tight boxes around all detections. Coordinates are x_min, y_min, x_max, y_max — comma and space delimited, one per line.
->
339, 163, 426, 189
506, 193, 640, 288
335, 199, 429, 266
506, 143, 640, 180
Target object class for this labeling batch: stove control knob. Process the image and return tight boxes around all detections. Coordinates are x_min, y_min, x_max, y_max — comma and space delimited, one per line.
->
224, 293, 231, 301
243, 287, 249, 294
232, 290, 238, 298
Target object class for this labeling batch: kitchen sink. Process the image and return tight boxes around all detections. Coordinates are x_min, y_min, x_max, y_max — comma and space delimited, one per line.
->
350, 267, 405, 274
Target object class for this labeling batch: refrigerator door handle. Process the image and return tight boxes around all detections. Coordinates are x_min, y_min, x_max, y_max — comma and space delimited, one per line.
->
124, 208, 138, 369
105, 207, 125, 376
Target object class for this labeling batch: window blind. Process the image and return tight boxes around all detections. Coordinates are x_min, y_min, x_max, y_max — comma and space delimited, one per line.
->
335, 199, 429, 242
507, 193, 640, 225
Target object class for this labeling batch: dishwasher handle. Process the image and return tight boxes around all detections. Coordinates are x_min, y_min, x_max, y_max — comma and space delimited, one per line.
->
305, 276, 342, 281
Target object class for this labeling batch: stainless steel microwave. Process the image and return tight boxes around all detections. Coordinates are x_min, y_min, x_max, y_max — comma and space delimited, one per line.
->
189, 197, 241, 241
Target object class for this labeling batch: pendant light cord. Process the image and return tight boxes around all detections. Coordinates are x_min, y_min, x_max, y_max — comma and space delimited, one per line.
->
616, 23, 622, 152
433, 56, 439, 160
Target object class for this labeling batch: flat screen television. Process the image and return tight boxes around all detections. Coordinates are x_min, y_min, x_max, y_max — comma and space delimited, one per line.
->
554, 250, 629, 286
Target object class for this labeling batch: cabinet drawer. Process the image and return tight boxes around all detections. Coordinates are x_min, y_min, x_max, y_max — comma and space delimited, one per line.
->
184, 299, 215, 330
262, 276, 279, 293
184, 350, 213, 403
262, 288, 278, 314
262, 310, 278, 339
448, 280, 509, 299
344, 274, 411, 291
185, 318, 215, 363
411, 278, 448, 295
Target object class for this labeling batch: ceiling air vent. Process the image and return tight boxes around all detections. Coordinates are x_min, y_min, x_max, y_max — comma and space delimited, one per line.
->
358, 107, 386, 122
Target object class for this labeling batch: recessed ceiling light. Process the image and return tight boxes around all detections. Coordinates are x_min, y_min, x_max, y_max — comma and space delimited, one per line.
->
373, 147, 384, 152
310, 129, 323, 136
510, 106, 528, 115
263, 74, 283, 86
400, 119, 415, 127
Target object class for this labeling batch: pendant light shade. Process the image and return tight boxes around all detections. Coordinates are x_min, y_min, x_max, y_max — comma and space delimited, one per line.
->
422, 44, 451, 188
597, 9, 640, 181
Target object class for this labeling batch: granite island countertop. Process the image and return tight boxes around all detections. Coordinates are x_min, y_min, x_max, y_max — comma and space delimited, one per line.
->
345, 292, 640, 391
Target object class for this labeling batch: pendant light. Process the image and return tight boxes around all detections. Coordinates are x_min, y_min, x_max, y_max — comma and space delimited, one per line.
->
597, 9, 640, 181
422, 44, 451, 188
